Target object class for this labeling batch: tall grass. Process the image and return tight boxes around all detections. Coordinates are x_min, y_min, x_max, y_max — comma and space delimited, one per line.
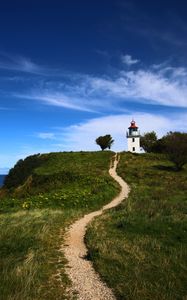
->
0, 151, 119, 299
86, 152, 187, 300
0, 209, 73, 300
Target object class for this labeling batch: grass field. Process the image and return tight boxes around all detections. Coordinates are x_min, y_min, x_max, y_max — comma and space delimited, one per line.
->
0, 151, 119, 300
86, 152, 187, 300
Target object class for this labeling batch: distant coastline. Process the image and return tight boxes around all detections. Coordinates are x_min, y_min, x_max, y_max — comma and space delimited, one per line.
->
0, 175, 6, 187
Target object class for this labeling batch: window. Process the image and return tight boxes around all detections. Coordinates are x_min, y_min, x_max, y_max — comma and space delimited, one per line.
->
133, 147, 135, 151
132, 138, 135, 142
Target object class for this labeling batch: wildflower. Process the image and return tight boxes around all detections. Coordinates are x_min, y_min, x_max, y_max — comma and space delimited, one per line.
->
22, 202, 30, 209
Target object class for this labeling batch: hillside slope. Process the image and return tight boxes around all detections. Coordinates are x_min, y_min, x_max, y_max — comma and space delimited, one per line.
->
86, 152, 187, 300
0, 151, 119, 212
0, 151, 119, 300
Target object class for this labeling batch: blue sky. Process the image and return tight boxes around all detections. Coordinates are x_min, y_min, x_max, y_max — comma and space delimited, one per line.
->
0, 0, 187, 172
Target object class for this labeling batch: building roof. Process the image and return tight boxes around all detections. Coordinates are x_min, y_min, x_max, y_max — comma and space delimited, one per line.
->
128, 120, 138, 129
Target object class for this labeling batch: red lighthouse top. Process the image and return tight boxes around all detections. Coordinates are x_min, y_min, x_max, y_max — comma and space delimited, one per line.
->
128, 120, 138, 129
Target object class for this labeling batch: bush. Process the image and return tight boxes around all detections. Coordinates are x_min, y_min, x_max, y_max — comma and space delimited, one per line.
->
4, 154, 47, 188
163, 132, 187, 170
140, 131, 157, 152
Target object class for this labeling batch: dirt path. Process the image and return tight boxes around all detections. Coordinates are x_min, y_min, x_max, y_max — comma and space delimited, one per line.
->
63, 154, 129, 300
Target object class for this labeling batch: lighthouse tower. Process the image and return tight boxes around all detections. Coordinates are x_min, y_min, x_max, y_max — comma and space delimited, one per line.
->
126, 120, 140, 153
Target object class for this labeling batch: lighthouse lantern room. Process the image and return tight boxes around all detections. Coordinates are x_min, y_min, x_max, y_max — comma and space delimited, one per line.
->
126, 120, 140, 153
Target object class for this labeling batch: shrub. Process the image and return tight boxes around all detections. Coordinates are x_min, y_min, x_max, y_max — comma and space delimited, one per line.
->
140, 131, 157, 152
163, 132, 187, 170
4, 154, 47, 188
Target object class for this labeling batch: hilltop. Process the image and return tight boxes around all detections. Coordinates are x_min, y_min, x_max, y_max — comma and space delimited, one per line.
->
0, 151, 119, 212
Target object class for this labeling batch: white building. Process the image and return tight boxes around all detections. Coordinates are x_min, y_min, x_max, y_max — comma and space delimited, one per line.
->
126, 120, 140, 153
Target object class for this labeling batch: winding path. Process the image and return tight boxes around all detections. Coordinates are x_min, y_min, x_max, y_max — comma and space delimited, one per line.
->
63, 154, 130, 300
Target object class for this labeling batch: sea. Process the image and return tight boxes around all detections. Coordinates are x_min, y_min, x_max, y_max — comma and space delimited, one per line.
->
0, 175, 6, 187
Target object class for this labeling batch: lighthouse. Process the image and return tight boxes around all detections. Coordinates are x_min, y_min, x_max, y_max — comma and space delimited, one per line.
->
126, 120, 140, 153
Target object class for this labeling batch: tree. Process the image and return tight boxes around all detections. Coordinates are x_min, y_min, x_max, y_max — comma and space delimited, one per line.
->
95, 134, 114, 151
140, 131, 157, 152
162, 132, 187, 170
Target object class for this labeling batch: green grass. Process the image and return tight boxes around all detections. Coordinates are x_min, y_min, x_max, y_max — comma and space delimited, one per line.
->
0, 152, 118, 212
0, 151, 119, 300
86, 152, 187, 300
0, 209, 72, 300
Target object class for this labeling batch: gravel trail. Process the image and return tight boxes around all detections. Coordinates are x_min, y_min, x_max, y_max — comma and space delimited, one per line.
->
63, 154, 129, 300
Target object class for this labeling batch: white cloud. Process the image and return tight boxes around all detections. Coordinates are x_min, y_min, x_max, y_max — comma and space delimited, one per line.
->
56, 112, 187, 152
36, 94, 97, 112
17, 57, 41, 73
16, 93, 98, 112
121, 54, 139, 65
2, 112, 187, 169
11, 56, 187, 110
0, 167, 9, 174
36, 132, 56, 140
0, 52, 46, 75
41, 63, 187, 109
88, 67, 187, 107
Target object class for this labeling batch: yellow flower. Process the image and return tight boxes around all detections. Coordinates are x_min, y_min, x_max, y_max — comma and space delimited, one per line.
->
22, 202, 30, 209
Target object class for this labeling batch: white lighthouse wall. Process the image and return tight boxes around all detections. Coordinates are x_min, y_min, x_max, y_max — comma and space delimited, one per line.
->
127, 136, 140, 153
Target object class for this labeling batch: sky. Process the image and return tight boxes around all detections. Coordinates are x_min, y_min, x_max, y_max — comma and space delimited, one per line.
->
0, 0, 187, 173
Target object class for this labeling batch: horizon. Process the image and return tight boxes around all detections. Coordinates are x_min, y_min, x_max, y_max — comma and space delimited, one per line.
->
0, 0, 187, 172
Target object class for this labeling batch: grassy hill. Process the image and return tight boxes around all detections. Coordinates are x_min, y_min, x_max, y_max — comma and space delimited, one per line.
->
1, 151, 186, 300
0, 151, 119, 300
86, 152, 187, 300
0, 152, 118, 212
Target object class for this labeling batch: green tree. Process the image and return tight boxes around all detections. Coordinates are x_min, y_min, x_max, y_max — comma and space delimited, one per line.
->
95, 135, 114, 151
162, 132, 187, 170
140, 131, 157, 152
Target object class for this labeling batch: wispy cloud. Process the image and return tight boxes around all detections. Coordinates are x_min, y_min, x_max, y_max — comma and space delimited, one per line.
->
7, 53, 187, 111
121, 54, 139, 65
117, 2, 187, 49
16, 92, 99, 113
36, 132, 56, 140
87, 65, 187, 108
0, 52, 47, 75
95, 49, 111, 58
0, 167, 9, 174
